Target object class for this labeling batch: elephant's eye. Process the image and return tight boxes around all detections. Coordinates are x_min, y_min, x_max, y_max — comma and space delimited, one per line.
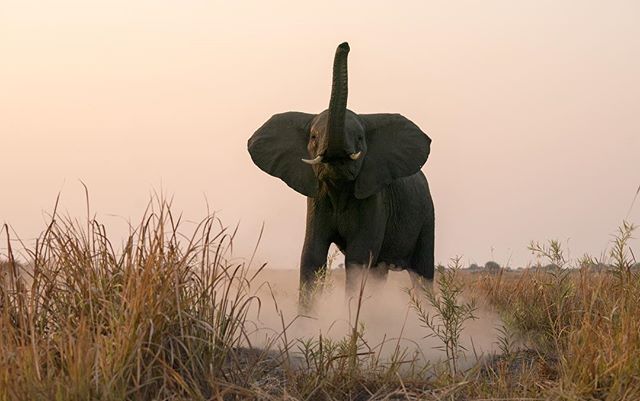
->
310, 134, 317, 140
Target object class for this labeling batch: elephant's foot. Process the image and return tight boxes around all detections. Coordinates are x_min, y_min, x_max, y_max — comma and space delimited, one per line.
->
344, 263, 388, 304
297, 289, 315, 315
298, 284, 324, 315
298, 281, 334, 315
408, 270, 434, 297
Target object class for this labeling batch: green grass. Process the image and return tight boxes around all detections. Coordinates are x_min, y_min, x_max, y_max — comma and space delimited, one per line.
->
1, 199, 638, 400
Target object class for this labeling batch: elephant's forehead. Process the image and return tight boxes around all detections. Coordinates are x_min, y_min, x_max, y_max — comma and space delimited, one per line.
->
310, 112, 328, 132
311, 110, 363, 133
345, 115, 364, 132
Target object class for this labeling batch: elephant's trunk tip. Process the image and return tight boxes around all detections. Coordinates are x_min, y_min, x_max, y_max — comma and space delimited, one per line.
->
325, 41, 350, 158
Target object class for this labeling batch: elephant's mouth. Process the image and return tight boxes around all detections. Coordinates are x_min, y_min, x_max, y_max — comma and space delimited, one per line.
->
317, 159, 358, 181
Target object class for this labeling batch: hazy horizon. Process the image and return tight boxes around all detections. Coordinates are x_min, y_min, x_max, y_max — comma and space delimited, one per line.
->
1, 1, 639, 269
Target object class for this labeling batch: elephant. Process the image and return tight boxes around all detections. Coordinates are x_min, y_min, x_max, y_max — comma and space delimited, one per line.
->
248, 42, 434, 307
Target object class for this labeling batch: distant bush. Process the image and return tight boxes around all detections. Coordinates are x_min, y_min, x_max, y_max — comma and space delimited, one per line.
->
484, 261, 501, 273
538, 263, 561, 272
467, 263, 481, 271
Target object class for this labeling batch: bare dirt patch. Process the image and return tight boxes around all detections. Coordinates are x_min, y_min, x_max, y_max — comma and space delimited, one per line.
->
245, 268, 503, 369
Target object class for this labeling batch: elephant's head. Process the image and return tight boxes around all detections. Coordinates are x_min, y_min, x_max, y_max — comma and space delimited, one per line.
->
248, 42, 431, 199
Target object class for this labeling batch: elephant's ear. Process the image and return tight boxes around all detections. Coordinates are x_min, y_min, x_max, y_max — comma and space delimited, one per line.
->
355, 114, 431, 199
248, 112, 318, 197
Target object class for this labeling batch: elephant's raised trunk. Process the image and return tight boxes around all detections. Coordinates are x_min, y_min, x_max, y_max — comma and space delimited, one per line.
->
325, 42, 349, 159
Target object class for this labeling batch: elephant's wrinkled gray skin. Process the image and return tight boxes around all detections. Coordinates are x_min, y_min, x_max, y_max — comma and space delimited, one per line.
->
248, 42, 434, 308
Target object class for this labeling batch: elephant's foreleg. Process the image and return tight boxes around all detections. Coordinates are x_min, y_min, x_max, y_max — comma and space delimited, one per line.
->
298, 198, 335, 311
299, 241, 331, 312
343, 214, 385, 302
345, 263, 366, 300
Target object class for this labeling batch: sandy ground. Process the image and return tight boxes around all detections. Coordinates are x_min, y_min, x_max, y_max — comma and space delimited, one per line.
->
244, 268, 503, 367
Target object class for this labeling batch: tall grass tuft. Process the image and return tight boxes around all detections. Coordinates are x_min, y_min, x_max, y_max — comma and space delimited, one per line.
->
408, 257, 477, 378
0, 199, 263, 400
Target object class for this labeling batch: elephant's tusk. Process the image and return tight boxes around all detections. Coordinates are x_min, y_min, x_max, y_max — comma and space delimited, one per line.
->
301, 155, 323, 165
349, 151, 362, 160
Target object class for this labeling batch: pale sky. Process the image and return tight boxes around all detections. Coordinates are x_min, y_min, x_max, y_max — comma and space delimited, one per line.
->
1, 0, 639, 269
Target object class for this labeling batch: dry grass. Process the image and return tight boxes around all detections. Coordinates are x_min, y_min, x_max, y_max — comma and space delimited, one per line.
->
474, 232, 640, 400
1, 199, 638, 400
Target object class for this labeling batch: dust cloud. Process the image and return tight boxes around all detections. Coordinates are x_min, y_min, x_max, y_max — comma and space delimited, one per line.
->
245, 268, 503, 367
